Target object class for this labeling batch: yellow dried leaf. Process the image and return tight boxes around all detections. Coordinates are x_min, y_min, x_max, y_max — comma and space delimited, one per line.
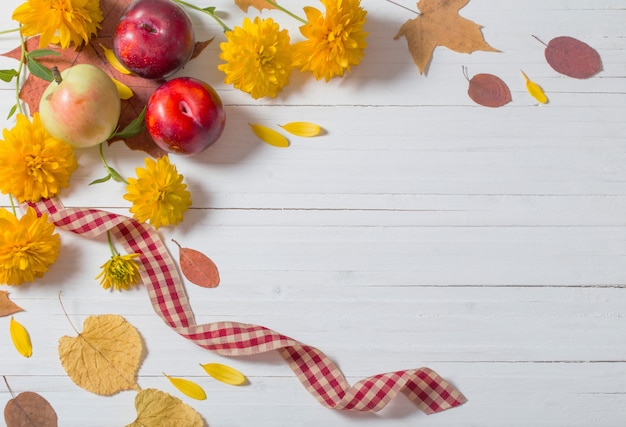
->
0, 291, 23, 317
164, 373, 206, 400
9, 317, 32, 358
521, 70, 548, 104
58, 314, 143, 395
200, 362, 247, 386
279, 122, 322, 137
100, 44, 131, 75
126, 388, 204, 427
112, 78, 134, 100
250, 123, 289, 148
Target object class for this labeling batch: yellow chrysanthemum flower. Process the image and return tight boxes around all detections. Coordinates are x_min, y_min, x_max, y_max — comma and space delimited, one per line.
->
124, 156, 191, 229
0, 113, 78, 203
12, 0, 103, 50
293, 0, 368, 82
96, 253, 141, 291
0, 207, 60, 286
218, 17, 293, 99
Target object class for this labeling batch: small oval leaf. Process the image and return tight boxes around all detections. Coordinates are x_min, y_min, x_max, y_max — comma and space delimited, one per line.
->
200, 362, 247, 386
4, 391, 58, 427
279, 122, 322, 137
250, 123, 289, 148
467, 73, 512, 108
172, 240, 220, 288
544, 36, 602, 79
10, 317, 32, 358
100, 44, 132, 75
164, 374, 206, 400
521, 71, 548, 104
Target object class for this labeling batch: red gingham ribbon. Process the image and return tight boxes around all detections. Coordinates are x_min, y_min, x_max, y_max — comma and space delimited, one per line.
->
28, 198, 467, 414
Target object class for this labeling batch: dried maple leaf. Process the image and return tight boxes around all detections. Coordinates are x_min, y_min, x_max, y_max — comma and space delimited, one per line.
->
466, 72, 511, 107
394, 0, 498, 75
126, 388, 205, 427
4, 391, 58, 427
234, 0, 277, 12
172, 239, 220, 288
58, 314, 143, 396
0, 291, 23, 317
1, 0, 213, 157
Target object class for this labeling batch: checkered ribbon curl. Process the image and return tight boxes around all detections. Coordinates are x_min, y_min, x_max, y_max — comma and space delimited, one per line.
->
29, 198, 467, 414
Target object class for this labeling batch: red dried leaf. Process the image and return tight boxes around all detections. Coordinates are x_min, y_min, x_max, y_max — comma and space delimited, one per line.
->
544, 36, 602, 79
1, 0, 213, 157
173, 240, 220, 288
4, 391, 58, 427
467, 73, 511, 108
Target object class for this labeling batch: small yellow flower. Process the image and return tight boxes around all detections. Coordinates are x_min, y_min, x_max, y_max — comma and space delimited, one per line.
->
293, 0, 368, 81
0, 207, 60, 286
218, 17, 293, 99
12, 0, 103, 50
0, 113, 78, 203
95, 253, 141, 291
124, 156, 191, 229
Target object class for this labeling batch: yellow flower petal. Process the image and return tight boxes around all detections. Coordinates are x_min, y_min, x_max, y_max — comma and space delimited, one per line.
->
100, 44, 131, 75
200, 362, 247, 386
10, 317, 32, 358
111, 77, 134, 100
521, 70, 548, 104
164, 373, 206, 400
250, 123, 289, 148
279, 122, 322, 137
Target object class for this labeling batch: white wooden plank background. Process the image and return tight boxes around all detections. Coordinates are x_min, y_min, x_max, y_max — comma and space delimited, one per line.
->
0, 0, 625, 425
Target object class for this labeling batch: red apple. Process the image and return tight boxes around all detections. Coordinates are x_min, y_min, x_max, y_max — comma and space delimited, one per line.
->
39, 64, 121, 148
113, 0, 195, 80
146, 77, 225, 155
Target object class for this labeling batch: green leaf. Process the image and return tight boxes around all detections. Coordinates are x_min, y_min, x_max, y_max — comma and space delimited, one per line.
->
27, 58, 54, 82
89, 175, 112, 186
203, 6, 216, 13
26, 49, 61, 59
0, 69, 18, 83
112, 107, 146, 139
6, 104, 17, 120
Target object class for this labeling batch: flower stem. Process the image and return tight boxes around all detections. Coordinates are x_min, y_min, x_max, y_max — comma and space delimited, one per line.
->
172, 0, 232, 32
106, 231, 118, 257
0, 28, 20, 36
98, 142, 129, 185
8, 194, 16, 217
265, 0, 307, 24
15, 32, 26, 116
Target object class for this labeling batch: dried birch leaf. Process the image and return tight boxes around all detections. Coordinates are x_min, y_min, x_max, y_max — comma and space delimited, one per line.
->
521, 70, 548, 104
9, 317, 32, 358
250, 124, 290, 148
172, 240, 220, 289
58, 314, 143, 396
200, 363, 247, 386
279, 122, 322, 137
4, 391, 58, 427
543, 36, 602, 79
0, 292, 23, 317
394, 0, 498, 74
234, 0, 277, 12
164, 374, 207, 400
126, 388, 204, 427
467, 72, 511, 107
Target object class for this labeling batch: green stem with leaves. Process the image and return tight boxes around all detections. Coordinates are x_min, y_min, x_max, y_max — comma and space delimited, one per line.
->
15, 33, 26, 116
265, 0, 307, 24
172, 0, 232, 32
93, 142, 129, 185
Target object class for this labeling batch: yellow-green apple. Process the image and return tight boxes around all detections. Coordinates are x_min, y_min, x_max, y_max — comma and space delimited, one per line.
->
146, 77, 225, 155
113, 0, 195, 80
39, 64, 121, 148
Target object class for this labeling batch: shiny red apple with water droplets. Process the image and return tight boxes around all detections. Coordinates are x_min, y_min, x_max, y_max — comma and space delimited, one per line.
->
113, 0, 195, 80
146, 77, 226, 156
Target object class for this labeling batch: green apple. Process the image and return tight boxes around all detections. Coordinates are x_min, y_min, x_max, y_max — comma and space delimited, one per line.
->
39, 64, 121, 148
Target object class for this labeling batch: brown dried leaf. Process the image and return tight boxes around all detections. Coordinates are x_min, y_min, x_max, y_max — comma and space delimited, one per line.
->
172, 240, 220, 288
58, 314, 143, 396
0, 291, 23, 317
1, 0, 213, 157
394, 0, 498, 75
467, 72, 511, 108
234, 0, 277, 12
126, 388, 204, 427
4, 391, 58, 427
543, 36, 602, 79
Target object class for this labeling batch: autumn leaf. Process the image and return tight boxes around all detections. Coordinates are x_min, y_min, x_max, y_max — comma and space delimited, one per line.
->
58, 314, 143, 395
1, 0, 213, 157
200, 362, 247, 386
9, 317, 32, 358
250, 123, 290, 148
521, 70, 548, 104
0, 292, 23, 317
126, 388, 205, 427
394, 0, 498, 75
465, 71, 511, 108
538, 35, 602, 79
279, 122, 322, 137
4, 391, 58, 427
234, 0, 277, 12
164, 374, 207, 400
172, 239, 220, 289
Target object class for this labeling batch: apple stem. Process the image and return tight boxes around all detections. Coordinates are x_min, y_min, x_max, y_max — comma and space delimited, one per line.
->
52, 66, 62, 84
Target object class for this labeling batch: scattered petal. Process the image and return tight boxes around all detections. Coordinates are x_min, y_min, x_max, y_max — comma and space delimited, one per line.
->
172, 240, 220, 289
521, 70, 548, 104
250, 123, 289, 148
9, 317, 32, 358
200, 362, 247, 386
0, 291, 23, 317
112, 77, 134, 100
279, 122, 322, 137
100, 44, 131, 75
126, 388, 204, 427
164, 373, 206, 400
